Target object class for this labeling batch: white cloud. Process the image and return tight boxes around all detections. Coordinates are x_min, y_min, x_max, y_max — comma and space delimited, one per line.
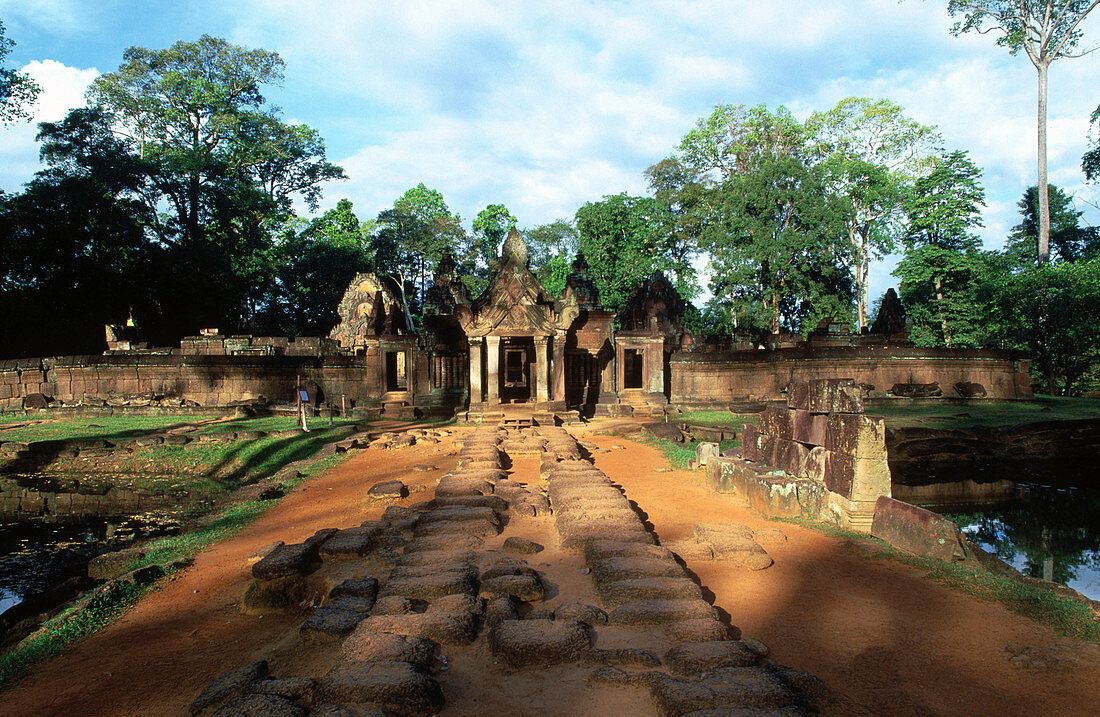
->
0, 60, 99, 192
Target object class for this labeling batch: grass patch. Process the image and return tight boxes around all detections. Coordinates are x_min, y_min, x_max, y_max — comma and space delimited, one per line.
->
870, 396, 1100, 429
628, 411, 756, 469
677, 411, 758, 430
634, 433, 740, 470
0, 446, 348, 689
0, 415, 221, 442
777, 516, 1100, 644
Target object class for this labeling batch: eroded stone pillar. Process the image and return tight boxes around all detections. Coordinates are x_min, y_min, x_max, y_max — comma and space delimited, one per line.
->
485, 335, 500, 403
535, 336, 549, 402
468, 337, 483, 403
551, 331, 566, 401
648, 340, 665, 395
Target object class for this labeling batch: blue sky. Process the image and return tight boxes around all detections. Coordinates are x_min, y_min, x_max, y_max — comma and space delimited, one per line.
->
1, 0, 1098, 305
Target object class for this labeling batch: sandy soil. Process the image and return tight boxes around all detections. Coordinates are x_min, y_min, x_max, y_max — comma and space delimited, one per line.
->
2, 419, 1098, 717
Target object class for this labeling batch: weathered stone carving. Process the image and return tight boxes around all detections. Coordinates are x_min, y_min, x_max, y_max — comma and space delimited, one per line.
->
870, 287, 909, 336
617, 272, 686, 340
560, 252, 601, 312
457, 229, 576, 337
329, 273, 413, 348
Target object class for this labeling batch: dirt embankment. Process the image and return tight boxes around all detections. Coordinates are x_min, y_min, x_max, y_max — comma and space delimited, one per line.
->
1, 421, 1098, 717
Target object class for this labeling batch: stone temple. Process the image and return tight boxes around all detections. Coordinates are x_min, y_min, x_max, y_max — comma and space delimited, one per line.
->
0, 229, 1030, 415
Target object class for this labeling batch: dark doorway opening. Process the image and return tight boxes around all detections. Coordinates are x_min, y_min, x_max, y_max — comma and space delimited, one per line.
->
623, 348, 643, 389
499, 337, 534, 403
385, 351, 407, 391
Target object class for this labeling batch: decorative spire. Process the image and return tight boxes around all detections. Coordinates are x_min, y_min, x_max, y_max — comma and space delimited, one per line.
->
571, 251, 590, 274
501, 228, 528, 266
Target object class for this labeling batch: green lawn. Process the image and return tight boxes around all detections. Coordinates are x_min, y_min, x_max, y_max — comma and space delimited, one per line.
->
0, 414, 220, 442
869, 396, 1100, 429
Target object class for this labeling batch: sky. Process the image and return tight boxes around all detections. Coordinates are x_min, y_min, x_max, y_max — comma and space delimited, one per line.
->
1, 0, 1098, 306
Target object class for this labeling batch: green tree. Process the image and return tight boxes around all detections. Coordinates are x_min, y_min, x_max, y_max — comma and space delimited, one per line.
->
947, 0, 1100, 263
987, 259, 1100, 393
0, 108, 156, 355
472, 203, 517, 268
644, 157, 707, 289
0, 20, 40, 124
895, 150, 987, 347
265, 203, 373, 336
375, 184, 469, 313
807, 97, 940, 329
1005, 184, 1098, 266
88, 35, 343, 244
574, 193, 691, 310
673, 104, 854, 336
523, 219, 578, 294
704, 150, 854, 336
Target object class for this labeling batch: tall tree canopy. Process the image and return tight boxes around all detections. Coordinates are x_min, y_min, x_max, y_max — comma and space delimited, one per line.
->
667, 104, 854, 336
574, 193, 694, 310
1004, 184, 1098, 266
0, 36, 345, 353
947, 0, 1099, 263
895, 150, 988, 347
472, 204, 517, 269
807, 97, 940, 329
0, 20, 39, 124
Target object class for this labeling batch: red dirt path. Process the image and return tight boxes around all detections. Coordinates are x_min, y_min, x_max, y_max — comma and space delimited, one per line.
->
2, 422, 1098, 716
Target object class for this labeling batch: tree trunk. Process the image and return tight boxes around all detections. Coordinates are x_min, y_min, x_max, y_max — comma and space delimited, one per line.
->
935, 275, 951, 347
1037, 60, 1051, 264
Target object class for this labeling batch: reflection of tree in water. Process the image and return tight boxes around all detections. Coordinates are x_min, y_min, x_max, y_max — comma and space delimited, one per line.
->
947, 486, 1100, 587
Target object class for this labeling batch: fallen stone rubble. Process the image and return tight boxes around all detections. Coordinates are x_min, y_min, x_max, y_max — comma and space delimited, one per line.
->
196, 423, 823, 716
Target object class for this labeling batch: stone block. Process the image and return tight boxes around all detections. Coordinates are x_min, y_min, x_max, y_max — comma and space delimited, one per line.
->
695, 442, 720, 467
742, 424, 763, 462
825, 413, 887, 461
954, 381, 987, 398
871, 496, 969, 563
834, 384, 864, 413
340, 631, 436, 669
785, 380, 809, 410
664, 641, 760, 676
823, 451, 853, 497
608, 599, 717, 625
487, 619, 592, 667
891, 381, 942, 398
252, 542, 317, 580
368, 480, 407, 500
808, 378, 858, 414
758, 404, 792, 439
801, 446, 827, 482
791, 410, 827, 446
317, 661, 444, 717
780, 439, 809, 477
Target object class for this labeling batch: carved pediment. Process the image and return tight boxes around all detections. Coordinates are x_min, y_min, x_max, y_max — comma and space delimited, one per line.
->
329, 272, 413, 347
459, 228, 574, 337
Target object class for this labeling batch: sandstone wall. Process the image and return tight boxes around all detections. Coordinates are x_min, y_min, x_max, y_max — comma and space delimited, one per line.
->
0, 354, 375, 410
670, 347, 1031, 405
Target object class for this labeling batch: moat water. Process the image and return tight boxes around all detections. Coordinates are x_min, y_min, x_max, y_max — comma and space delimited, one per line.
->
0, 514, 182, 620
938, 483, 1100, 601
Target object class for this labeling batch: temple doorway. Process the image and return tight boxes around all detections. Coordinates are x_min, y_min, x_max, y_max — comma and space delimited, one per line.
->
499, 336, 534, 403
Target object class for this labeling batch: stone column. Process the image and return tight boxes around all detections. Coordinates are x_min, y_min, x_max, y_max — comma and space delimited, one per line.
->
648, 339, 665, 395
485, 335, 500, 404
468, 337, 483, 403
551, 331, 566, 401
599, 340, 617, 403
534, 336, 549, 402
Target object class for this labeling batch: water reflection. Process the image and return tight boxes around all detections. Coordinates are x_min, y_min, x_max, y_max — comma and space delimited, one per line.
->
941, 484, 1100, 600
0, 514, 182, 619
